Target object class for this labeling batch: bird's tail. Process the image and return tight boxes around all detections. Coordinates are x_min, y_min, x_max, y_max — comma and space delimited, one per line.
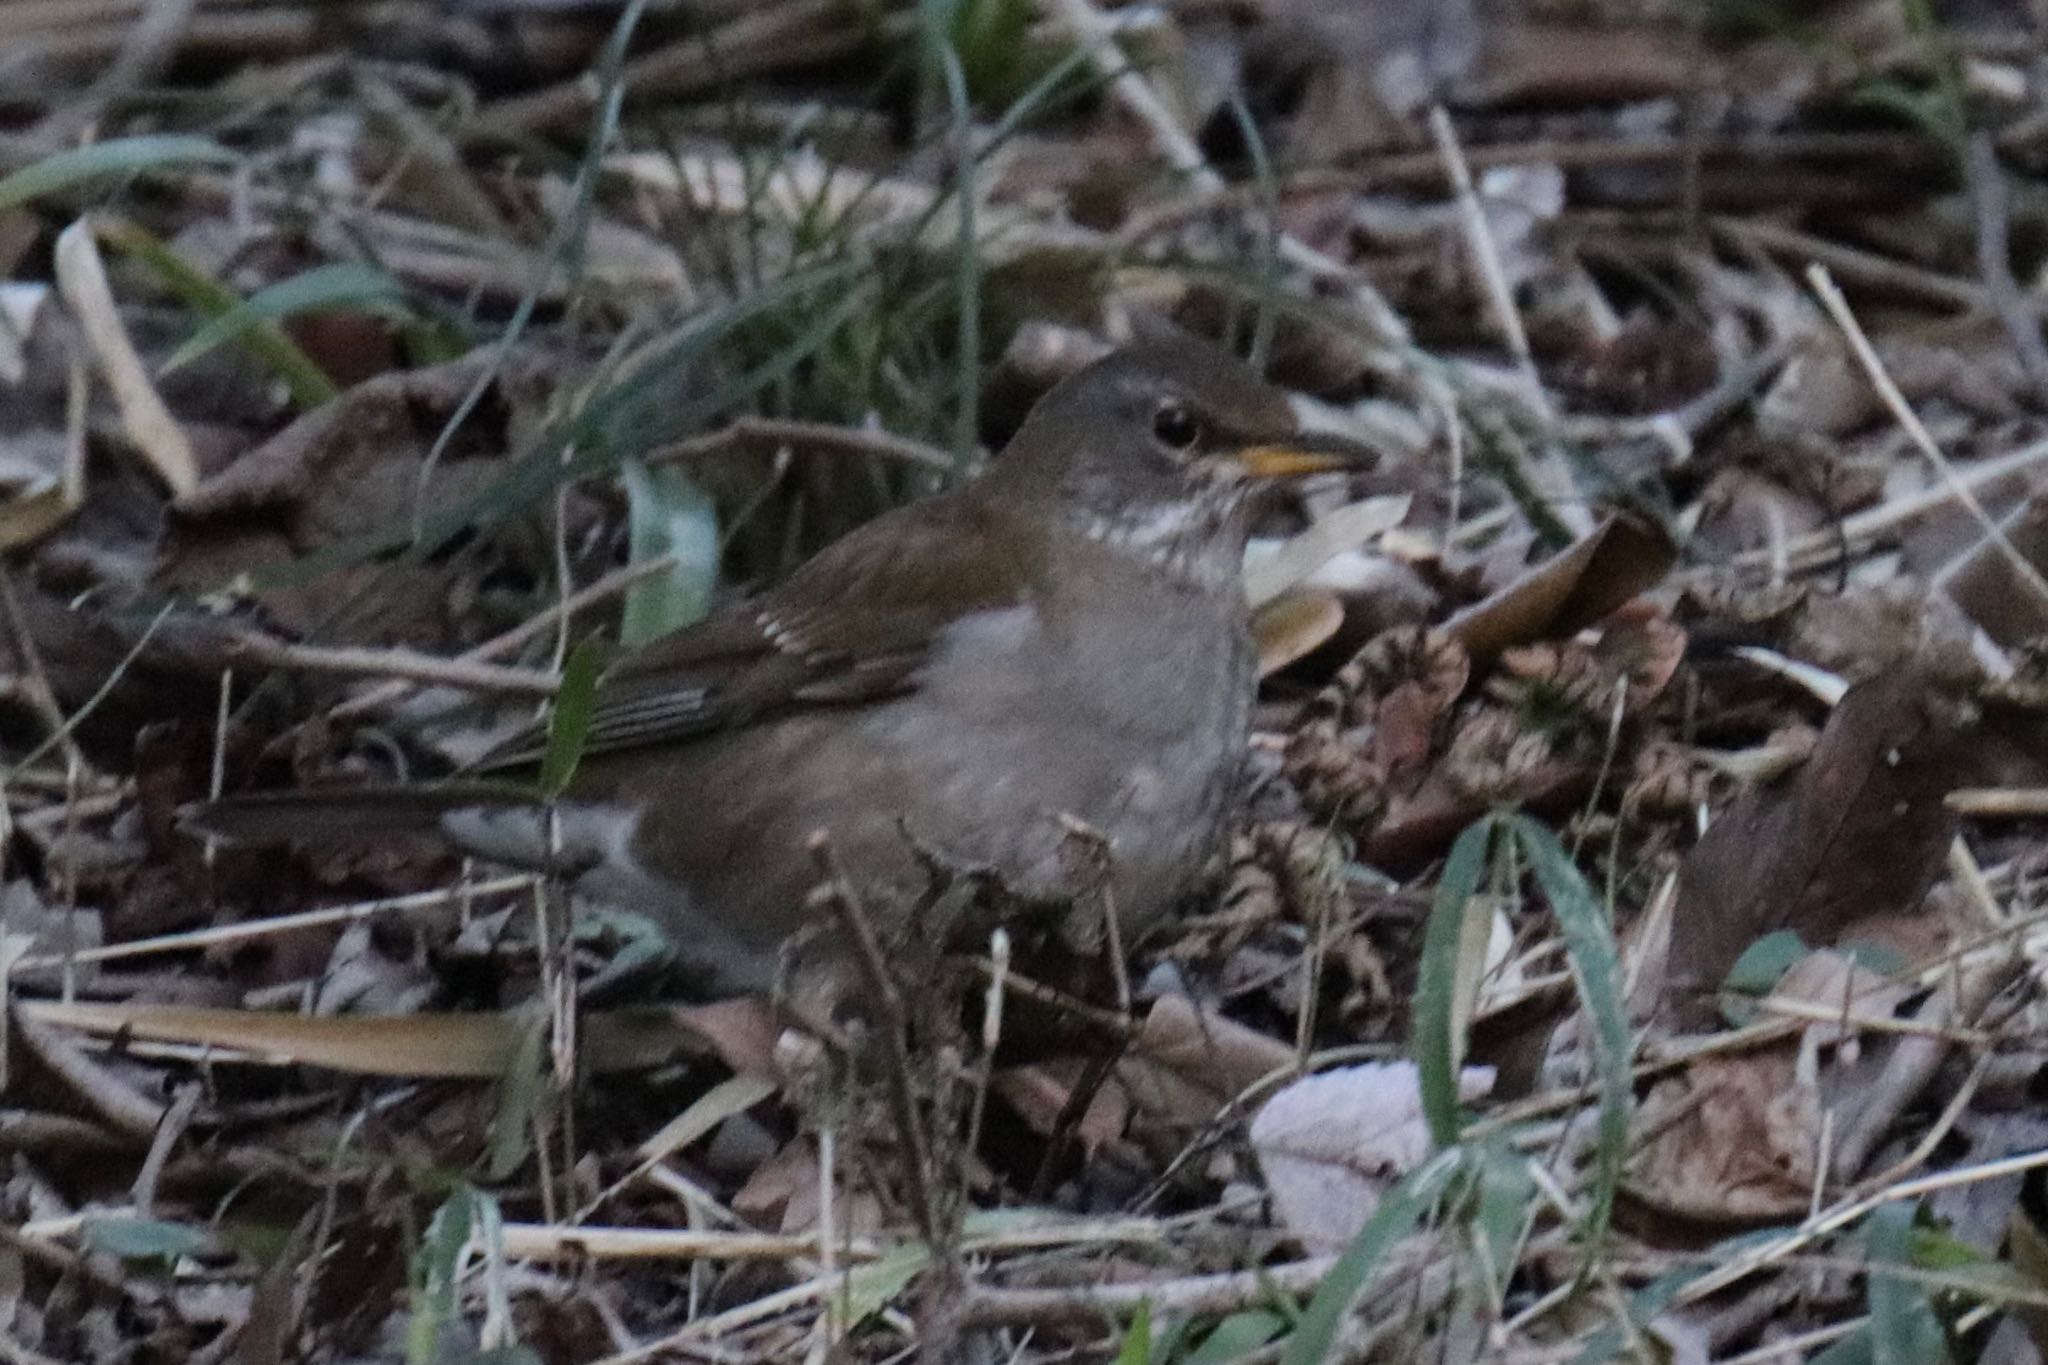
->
179, 783, 536, 846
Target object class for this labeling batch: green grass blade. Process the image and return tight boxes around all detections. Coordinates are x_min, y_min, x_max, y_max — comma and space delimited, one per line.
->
1186, 1310, 1288, 1364
538, 642, 602, 798
1412, 817, 1499, 1147
1867, 1203, 1946, 1365
161, 262, 406, 375
1507, 815, 1633, 1247
936, 40, 981, 481
1280, 1149, 1461, 1365
0, 135, 235, 211
1114, 1301, 1152, 1365
95, 217, 338, 408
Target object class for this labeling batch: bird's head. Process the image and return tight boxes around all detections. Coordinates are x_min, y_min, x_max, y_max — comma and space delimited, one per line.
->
985, 334, 1377, 587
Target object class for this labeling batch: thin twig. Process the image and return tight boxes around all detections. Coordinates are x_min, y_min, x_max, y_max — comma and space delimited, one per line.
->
223, 633, 558, 698
1806, 263, 2048, 611
1964, 131, 2048, 398
644, 415, 957, 474
14, 874, 538, 972
804, 832, 942, 1246
332, 555, 675, 720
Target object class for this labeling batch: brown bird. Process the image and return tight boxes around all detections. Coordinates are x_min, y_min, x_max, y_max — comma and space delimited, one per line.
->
188, 336, 1373, 997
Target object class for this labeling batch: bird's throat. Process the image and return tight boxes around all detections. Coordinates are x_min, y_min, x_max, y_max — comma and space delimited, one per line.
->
1075, 494, 1247, 593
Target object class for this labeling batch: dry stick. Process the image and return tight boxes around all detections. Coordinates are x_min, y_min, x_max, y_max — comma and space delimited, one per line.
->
0, 568, 91, 781
482, 0, 890, 135
1830, 954, 2021, 1178
14, 874, 537, 972
803, 832, 941, 1247
1713, 216, 2033, 316
1669, 1146, 2048, 1311
1724, 430, 2048, 575
1964, 131, 2048, 398
1806, 263, 2048, 612
1948, 786, 2048, 816
8, 603, 170, 777
128, 1083, 199, 1216
496, 1224, 882, 1264
221, 633, 558, 698
953, 1246, 1442, 1330
643, 415, 957, 475
1117, 132, 1941, 244
1428, 108, 1544, 412
332, 555, 673, 720
1039, 0, 1408, 349
8, 1007, 162, 1140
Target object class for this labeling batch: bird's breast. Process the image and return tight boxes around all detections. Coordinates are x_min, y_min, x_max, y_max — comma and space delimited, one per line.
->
888, 581, 1254, 925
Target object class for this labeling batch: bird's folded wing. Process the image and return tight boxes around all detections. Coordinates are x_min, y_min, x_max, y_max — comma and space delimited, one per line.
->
476, 496, 1037, 770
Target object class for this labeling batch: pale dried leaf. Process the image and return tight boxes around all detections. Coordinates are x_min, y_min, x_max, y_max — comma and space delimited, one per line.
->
52, 218, 196, 497
1251, 1061, 1494, 1253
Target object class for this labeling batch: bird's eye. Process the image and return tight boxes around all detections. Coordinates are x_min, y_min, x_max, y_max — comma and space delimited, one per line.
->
1152, 402, 1203, 453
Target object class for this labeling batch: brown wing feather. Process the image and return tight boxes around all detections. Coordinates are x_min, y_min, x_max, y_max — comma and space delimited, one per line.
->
476, 490, 1039, 772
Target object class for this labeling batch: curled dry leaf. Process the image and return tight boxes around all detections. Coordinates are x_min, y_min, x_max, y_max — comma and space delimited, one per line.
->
1253, 588, 1345, 677
1444, 511, 1676, 663
1251, 1061, 1493, 1254
1664, 665, 1977, 1026
53, 218, 198, 497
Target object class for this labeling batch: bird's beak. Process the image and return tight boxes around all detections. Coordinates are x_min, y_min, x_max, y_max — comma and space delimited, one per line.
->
1232, 429, 1378, 479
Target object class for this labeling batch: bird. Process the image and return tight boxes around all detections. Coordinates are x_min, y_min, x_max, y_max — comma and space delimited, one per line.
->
186, 334, 1375, 1001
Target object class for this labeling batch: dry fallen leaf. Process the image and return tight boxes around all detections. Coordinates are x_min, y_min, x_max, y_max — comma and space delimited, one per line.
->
53, 217, 197, 497
153, 352, 559, 637
1253, 588, 1346, 676
1664, 665, 1977, 1025
19, 999, 724, 1076
1444, 511, 1675, 662
1627, 1051, 1819, 1227
1251, 1060, 1494, 1253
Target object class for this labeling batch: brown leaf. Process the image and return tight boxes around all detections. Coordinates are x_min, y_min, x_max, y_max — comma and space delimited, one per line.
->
1626, 1052, 1817, 1228
1115, 994, 1295, 1131
1444, 512, 1675, 662
1253, 589, 1345, 677
19, 1000, 722, 1076
1664, 666, 1977, 1025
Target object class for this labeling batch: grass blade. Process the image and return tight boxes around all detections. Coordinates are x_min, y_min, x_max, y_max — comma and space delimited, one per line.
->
1867, 1203, 1945, 1365
161, 262, 406, 375
1114, 1300, 1152, 1365
538, 642, 602, 798
1412, 816, 1499, 1147
1280, 1148, 1461, 1365
0, 135, 235, 211
95, 217, 338, 408
1507, 815, 1633, 1247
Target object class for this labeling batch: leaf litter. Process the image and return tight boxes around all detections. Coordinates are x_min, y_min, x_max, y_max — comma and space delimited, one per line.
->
10, 1, 2048, 1362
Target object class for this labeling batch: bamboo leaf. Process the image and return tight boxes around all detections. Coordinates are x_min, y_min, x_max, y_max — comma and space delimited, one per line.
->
620, 459, 719, 646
